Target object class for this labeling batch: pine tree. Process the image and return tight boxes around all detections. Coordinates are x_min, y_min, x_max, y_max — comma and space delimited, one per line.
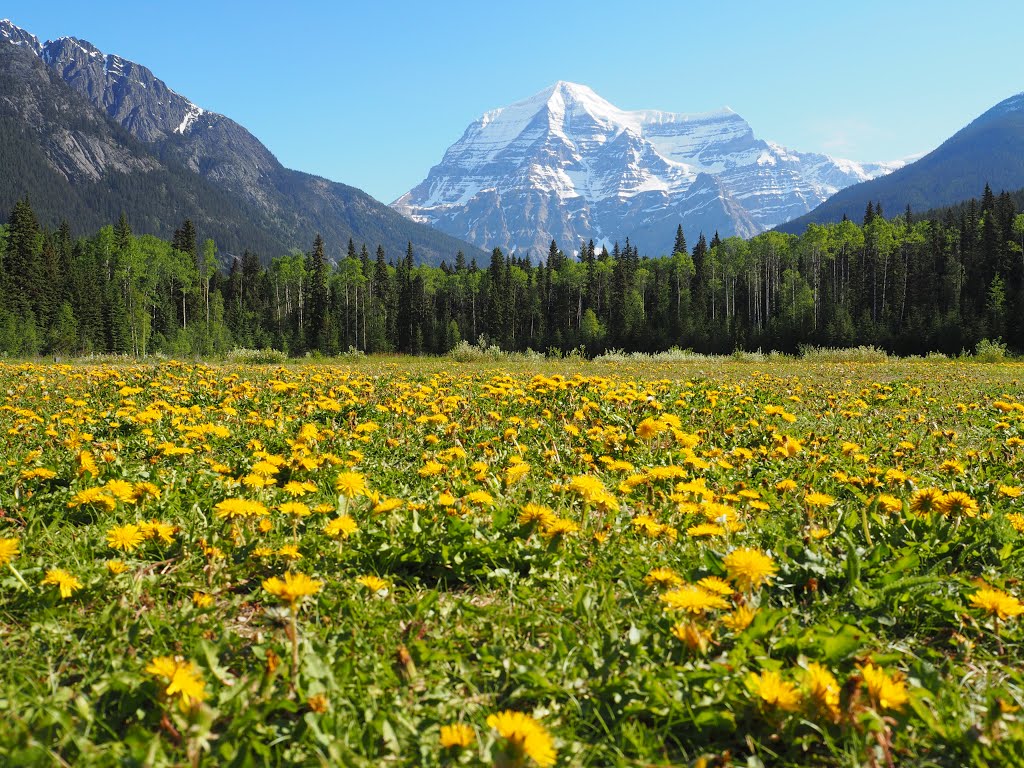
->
673, 224, 687, 256
307, 234, 330, 352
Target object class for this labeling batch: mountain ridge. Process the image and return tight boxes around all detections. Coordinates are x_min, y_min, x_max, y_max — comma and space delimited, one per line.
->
777, 90, 1024, 233
0, 18, 484, 264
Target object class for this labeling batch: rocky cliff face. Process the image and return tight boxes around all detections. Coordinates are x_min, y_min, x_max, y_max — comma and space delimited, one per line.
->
394, 82, 901, 256
0, 18, 482, 264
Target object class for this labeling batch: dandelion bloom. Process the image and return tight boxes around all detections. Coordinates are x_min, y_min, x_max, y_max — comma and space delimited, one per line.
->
998, 485, 1022, 499
372, 498, 403, 514
41, 568, 82, 599
105, 560, 128, 574
722, 606, 757, 631
636, 417, 664, 440
643, 567, 684, 588
104, 479, 137, 504
696, 576, 734, 596
335, 471, 368, 498
141, 519, 177, 544
970, 587, 1024, 620
356, 575, 388, 594
107, 524, 145, 552
519, 503, 556, 528
746, 669, 801, 712
146, 656, 208, 712
671, 620, 712, 653
464, 490, 494, 507
859, 663, 909, 711
659, 584, 730, 614
687, 523, 726, 537
324, 515, 358, 539
938, 491, 979, 518
486, 710, 556, 768
279, 501, 311, 518
214, 498, 269, 519
724, 548, 778, 591
805, 492, 835, 507
263, 572, 323, 604
439, 723, 475, 749
69, 487, 116, 512
542, 518, 580, 539
0, 538, 19, 566
802, 663, 841, 722
193, 591, 214, 608
910, 487, 945, 515
505, 463, 531, 486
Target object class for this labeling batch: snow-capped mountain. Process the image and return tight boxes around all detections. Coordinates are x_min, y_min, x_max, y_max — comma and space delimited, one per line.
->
393, 82, 903, 256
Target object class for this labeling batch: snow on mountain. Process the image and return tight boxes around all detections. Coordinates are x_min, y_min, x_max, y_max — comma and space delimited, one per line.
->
393, 81, 902, 256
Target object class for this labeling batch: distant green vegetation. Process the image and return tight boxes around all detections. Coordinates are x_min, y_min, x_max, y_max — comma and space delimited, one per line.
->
1, 185, 1022, 358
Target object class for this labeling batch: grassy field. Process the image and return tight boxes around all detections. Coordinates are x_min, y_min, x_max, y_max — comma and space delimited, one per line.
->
1, 357, 1023, 766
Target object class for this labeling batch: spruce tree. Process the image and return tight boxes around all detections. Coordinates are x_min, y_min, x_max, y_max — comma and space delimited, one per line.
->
673, 224, 687, 256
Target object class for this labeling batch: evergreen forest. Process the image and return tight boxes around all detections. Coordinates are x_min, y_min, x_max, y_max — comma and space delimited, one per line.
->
1, 186, 1022, 358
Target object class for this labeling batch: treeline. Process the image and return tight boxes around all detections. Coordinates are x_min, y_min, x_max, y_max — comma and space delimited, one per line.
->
1, 186, 1022, 357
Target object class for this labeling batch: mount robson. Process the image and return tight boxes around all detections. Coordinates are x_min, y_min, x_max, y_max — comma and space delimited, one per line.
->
393, 81, 904, 257
0, 19, 483, 264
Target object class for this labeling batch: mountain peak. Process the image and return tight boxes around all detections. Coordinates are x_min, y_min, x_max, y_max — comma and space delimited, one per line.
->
0, 18, 41, 53
396, 84, 899, 256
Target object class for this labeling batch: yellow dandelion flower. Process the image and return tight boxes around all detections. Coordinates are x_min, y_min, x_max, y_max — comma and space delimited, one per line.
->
542, 518, 581, 539
999, 485, 1022, 499
41, 568, 82, 599
687, 523, 726, 537
193, 591, 214, 608
356, 574, 389, 594
262, 571, 323, 604
372, 498, 403, 514
804, 492, 835, 507
723, 548, 778, 591
970, 587, 1024, 620
439, 723, 475, 749
0, 538, 19, 566
910, 487, 945, 514
775, 479, 797, 493
875, 494, 902, 514
335, 471, 368, 498
463, 490, 493, 507
659, 584, 731, 614
276, 544, 301, 560
938, 490, 978, 518
214, 498, 268, 519
324, 515, 358, 538
722, 605, 757, 631
140, 519, 177, 544
104, 479, 137, 504
68, 487, 116, 512
105, 559, 128, 574
486, 710, 556, 768
505, 462, 531, 486
643, 567, 684, 588
1007, 513, 1024, 533
696, 576, 734, 596
418, 460, 446, 478
636, 417, 664, 440
746, 669, 801, 712
519, 503, 556, 527
279, 501, 311, 517
165, 662, 208, 711
859, 663, 908, 711
802, 663, 841, 722
670, 620, 712, 653
940, 459, 965, 475
107, 523, 145, 552
283, 480, 310, 497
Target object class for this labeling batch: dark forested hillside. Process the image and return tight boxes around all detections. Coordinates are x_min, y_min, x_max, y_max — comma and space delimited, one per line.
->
0, 20, 484, 265
2, 184, 1022, 357
779, 92, 1024, 233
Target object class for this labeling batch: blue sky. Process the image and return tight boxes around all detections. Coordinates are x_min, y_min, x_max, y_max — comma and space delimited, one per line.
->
5, 1, 1022, 203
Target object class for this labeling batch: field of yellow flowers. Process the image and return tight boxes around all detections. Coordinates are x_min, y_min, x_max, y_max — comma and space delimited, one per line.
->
1, 358, 1023, 766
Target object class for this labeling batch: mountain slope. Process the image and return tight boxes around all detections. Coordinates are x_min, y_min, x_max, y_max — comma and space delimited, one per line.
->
393, 81, 900, 256
778, 92, 1024, 233
1, 19, 482, 264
